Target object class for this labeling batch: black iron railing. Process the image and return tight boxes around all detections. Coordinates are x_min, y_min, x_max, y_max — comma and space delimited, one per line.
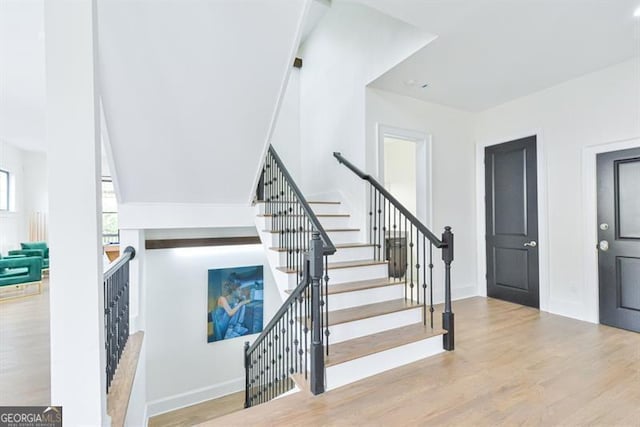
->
103, 245, 135, 392
245, 145, 335, 408
333, 152, 455, 351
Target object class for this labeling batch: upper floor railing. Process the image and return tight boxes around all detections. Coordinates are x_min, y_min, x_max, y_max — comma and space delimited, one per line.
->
333, 152, 455, 350
103, 245, 135, 392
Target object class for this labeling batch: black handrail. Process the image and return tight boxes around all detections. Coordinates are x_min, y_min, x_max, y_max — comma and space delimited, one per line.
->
104, 246, 135, 280
334, 151, 454, 351
247, 270, 307, 356
270, 146, 336, 255
333, 152, 445, 248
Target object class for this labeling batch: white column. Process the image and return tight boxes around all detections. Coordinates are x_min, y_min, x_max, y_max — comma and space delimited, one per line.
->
45, 1, 108, 425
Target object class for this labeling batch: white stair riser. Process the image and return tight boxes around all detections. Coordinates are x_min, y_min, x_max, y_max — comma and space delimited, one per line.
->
258, 216, 351, 230
326, 335, 444, 391
273, 245, 374, 266
267, 230, 361, 247
256, 203, 342, 215
327, 284, 404, 311
327, 263, 388, 285
277, 263, 388, 288
328, 307, 423, 344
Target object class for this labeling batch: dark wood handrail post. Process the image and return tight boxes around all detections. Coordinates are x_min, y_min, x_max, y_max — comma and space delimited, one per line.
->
309, 231, 325, 395
442, 226, 455, 351
243, 341, 250, 408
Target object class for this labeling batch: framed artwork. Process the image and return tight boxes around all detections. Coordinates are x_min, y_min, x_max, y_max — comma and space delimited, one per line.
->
207, 265, 264, 343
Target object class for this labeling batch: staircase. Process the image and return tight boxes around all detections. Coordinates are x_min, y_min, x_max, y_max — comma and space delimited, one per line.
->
244, 146, 454, 408
257, 201, 446, 391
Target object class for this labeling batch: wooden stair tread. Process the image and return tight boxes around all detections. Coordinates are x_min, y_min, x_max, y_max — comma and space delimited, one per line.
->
264, 228, 359, 234
277, 259, 386, 274
327, 299, 421, 326
285, 278, 397, 295
326, 323, 446, 367
256, 200, 340, 205
270, 243, 374, 252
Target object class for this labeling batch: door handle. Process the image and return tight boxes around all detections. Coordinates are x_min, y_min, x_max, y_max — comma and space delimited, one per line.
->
599, 240, 609, 251
524, 240, 537, 248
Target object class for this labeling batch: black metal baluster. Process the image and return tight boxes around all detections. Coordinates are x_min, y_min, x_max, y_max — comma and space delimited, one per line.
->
324, 254, 330, 355
410, 224, 414, 302
373, 188, 378, 260
423, 234, 427, 325
369, 184, 373, 249
429, 243, 434, 328
377, 190, 382, 261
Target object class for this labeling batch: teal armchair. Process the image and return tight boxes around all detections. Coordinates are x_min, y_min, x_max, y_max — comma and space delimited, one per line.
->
0, 255, 43, 299
9, 241, 49, 270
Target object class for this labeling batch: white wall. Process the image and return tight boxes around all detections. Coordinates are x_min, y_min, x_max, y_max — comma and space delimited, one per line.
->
475, 58, 640, 321
299, 1, 434, 231
0, 140, 26, 254
271, 68, 302, 180
144, 244, 280, 416
366, 88, 478, 300
0, 141, 48, 254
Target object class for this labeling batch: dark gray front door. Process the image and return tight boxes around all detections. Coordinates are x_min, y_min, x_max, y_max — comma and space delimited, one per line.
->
485, 136, 539, 308
597, 147, 640, 332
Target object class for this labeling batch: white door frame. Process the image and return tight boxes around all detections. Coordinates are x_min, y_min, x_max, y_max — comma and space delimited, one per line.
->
475, 129, 551, 312
376, 124, 433, 228
581, 136, 640, 324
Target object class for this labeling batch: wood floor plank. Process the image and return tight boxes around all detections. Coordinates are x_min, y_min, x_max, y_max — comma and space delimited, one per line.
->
205, 297, 640, 426
148, 391, 245, 427
0, 278, 50, 406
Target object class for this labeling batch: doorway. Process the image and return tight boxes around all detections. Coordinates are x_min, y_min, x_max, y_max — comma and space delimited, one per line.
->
377, 125, 431, 227
485, 136, 540, 308
597, 147, 640, 332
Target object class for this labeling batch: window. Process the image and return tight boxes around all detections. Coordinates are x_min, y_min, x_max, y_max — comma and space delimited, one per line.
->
102, 178, 119, 245
0, 169, 9, 211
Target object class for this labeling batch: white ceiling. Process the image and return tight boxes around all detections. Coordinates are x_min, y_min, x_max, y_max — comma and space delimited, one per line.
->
0, 0, 46, 152
99, 0, 308, 204
360, 0, 640, 111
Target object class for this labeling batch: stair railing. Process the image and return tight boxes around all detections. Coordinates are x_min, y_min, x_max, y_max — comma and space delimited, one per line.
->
103, 245, 136, 392
245, 145, 336, 408
333, 152, 455, 351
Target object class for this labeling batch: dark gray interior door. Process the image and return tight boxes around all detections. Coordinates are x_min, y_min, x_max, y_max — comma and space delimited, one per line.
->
597, 147, 640, 332
485, 136, 539, 308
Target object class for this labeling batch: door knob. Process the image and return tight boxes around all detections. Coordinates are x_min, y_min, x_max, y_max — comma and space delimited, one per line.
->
524, 240, 537, 248
599, 240, 609, 251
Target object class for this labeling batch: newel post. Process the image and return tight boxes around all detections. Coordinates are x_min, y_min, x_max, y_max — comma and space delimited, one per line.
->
309, 232, 325, 395
243, 341, 250, 408
442, 226, 455, 351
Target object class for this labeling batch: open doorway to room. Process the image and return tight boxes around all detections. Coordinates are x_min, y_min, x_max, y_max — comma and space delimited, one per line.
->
377, 125, 432, 228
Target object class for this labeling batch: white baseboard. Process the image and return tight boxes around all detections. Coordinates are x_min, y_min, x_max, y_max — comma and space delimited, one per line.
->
548, 298, 590, 323
146, 377, 244, 418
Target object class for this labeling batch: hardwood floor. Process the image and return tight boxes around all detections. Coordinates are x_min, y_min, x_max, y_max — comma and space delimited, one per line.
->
148, 392, 245, 427
0, 278, 50, 406
203, 297, 640, 426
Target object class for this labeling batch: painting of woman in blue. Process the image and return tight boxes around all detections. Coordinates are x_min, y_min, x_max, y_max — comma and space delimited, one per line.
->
207, 266, 264, 343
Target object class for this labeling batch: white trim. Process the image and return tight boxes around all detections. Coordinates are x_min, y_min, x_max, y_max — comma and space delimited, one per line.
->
376, 124, 433, 229
581, 136, 640, 324
146, 377, 245, 418
475, 129, 550, 312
